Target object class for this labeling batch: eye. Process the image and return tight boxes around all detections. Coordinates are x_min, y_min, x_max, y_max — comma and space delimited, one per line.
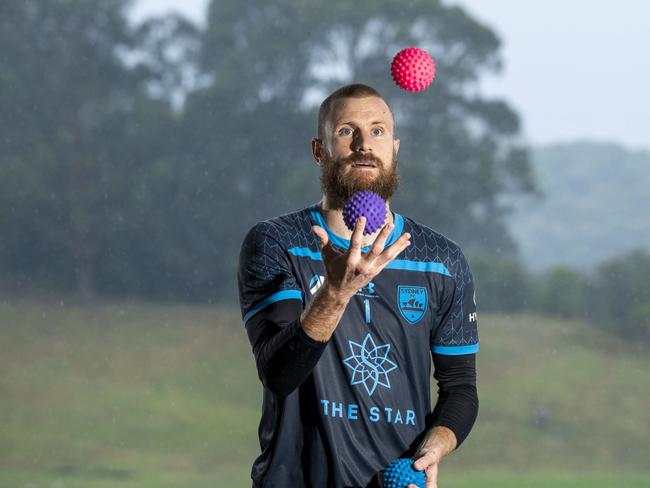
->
339, 127, 353, 136
371, 127, 384, 136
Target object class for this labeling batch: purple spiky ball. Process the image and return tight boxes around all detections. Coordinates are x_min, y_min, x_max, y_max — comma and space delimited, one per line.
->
382, 458, 426, 488
343, 191, 387, 235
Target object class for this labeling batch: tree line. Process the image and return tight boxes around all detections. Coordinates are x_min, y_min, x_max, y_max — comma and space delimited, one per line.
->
471, 248, 650, 344
0, 0, 535, 303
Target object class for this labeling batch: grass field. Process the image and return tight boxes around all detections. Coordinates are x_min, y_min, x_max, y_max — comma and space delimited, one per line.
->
1, 297, 649, 487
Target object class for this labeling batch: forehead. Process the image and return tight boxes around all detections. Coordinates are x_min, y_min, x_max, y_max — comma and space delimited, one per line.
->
330, 96, 393, 126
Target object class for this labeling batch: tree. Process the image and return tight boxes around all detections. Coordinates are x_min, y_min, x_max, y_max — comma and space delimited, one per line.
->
534, 267, 590, 318
0, 1, 185, 301
590, 248, 650, 343
0, 0, 538, 303
468, 254, 531, 312
180, 0, 536, 301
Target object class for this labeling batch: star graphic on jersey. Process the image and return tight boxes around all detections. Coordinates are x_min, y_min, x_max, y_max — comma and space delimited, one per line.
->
342, 334, 398, 396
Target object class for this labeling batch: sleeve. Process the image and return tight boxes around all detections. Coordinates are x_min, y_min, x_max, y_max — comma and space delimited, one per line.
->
428, 247, 479, 447
431, 247, 479, 355
245, 298, 328, 398
238, 221, 303, 323
429, 353, 478, 448
237, 222, 328, 398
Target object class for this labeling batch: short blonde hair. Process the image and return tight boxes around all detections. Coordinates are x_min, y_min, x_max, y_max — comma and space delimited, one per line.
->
317, 84, 395, 140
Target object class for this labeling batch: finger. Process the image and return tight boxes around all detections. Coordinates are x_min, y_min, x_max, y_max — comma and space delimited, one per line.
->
412, 453, 438, 488
312, 225, 339, 261
347, 216, 366, 261
412, 451, 432, 472
425, 462, 438, 488
376, 472, 384, 488
367, 222, 394, 261
375, 232, 411, 270
312, 225, 329, 249
388, 231, 411, 258
373, 241, 410, 277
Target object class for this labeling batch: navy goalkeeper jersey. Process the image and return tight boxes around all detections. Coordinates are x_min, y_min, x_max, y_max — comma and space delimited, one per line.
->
238, 203, 479, 487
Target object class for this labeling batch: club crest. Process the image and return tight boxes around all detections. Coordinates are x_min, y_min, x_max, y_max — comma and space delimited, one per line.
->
398, 286, 428, 325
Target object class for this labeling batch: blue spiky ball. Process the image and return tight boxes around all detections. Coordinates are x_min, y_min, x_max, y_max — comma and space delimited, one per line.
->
382, 458, 426, 488
342, 191, 387, 235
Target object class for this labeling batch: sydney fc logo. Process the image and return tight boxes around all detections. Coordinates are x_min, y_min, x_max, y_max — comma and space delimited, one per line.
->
342, 334, 398, 396
398, 286, 428, 325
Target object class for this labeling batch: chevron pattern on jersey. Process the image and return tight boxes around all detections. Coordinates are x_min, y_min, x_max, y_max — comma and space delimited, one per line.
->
239, 206, 478, 347
399, 218, 478, 347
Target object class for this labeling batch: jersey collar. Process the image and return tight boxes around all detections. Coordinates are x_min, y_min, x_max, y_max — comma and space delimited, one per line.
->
308, 203, 404, 252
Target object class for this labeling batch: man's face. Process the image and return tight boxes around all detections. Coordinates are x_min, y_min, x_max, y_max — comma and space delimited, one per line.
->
315, 96, 401, 209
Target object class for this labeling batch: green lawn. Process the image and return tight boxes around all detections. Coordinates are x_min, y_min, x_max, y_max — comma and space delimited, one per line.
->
1, 298, 649, 487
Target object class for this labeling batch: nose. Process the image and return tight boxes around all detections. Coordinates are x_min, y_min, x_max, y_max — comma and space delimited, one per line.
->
352, 130, 371, 153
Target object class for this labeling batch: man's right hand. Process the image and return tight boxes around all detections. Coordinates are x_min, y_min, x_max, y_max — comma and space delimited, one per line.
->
311, 215, 411, 302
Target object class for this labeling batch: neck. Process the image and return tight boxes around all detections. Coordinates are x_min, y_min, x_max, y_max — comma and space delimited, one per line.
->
318, 195, 394, 247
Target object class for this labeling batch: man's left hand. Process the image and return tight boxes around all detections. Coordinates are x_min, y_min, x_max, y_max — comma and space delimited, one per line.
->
407, 449, 440, 488
407, 425, 457, 488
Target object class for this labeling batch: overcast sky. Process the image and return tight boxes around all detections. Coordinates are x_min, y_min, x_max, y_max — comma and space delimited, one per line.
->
131, 0, 650, 150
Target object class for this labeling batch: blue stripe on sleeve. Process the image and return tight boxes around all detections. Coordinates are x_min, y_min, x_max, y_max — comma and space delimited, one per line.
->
243, 289, 303, 324
432, 344, 479, 355
288, 247, 322, 259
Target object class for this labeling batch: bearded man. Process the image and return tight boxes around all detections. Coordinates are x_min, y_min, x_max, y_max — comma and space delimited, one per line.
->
237, 83, 479, 488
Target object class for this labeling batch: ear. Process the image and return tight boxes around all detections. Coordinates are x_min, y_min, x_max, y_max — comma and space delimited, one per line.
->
393, 137, 400, 155
311, 137, 325, 165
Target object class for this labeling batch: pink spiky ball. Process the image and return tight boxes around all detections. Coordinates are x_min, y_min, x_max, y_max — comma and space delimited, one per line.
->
391, 47, 436, 92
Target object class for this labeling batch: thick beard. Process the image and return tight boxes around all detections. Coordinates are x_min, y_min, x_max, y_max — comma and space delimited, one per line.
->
319, 149, 400, 210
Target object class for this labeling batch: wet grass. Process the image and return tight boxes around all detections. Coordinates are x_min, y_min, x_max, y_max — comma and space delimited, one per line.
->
1, 298, 648, 487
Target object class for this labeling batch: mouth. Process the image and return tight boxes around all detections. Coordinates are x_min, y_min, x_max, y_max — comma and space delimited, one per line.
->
351, 161, 377, 169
